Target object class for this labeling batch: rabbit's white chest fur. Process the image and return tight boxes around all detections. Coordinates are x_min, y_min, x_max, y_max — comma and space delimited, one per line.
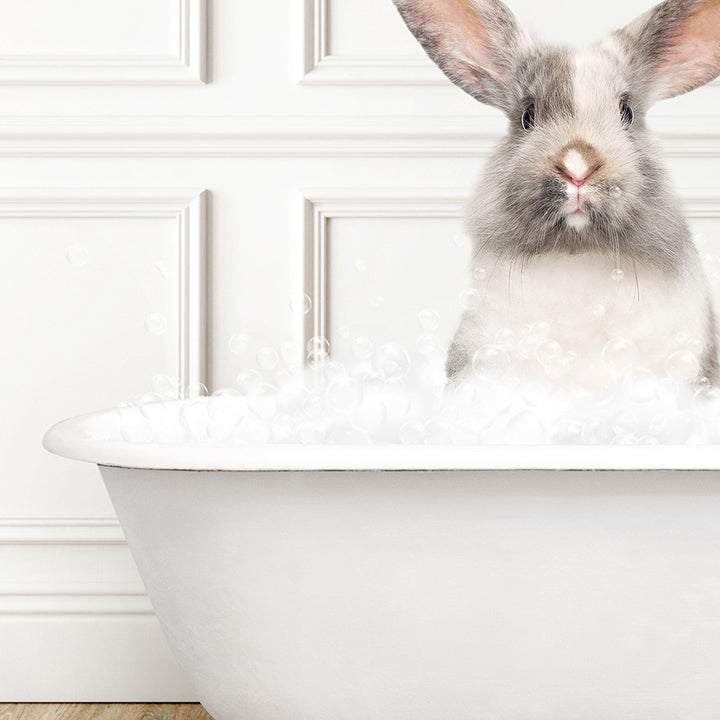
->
464, 252, 707, 378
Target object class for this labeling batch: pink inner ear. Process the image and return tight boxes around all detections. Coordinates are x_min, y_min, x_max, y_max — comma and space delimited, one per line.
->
657, 0, 720, 98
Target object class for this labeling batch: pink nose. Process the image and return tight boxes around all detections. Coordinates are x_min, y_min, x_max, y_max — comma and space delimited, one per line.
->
570, 174, 587, 187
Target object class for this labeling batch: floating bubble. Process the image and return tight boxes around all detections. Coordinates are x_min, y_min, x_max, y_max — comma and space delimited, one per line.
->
472, 266, 488, 282
337, 326, 351, 339
256, 346, 280, 371
66, 244, 89, 267
229, 333, 251, 355
289, 293, 312, 315
494, 328, 515, 350
416, 333, 440, 356
472, 344, 511, 379
571, 361, 615, 403
302, 393, 324, 418
155, 261, 170, 279
611, 268, 624, 282
351, 336, 374, 361
136, 392, 166, 421
452, 232, 470, 248
375, 343, 411, 381
666, 350, 700, 382
601, 338, 639, 376
355, 397, 387, 434
536, 340, 562, 367
354, 259, 368, 273
307, 335, 330, 358
370, 295, 384, 308
694, 232, 709, 248
247, 384, 278, 420
326, 376, 363, 414
459, 288, 482, 311
151, 374, 180, 399
418, 308, 440, 332
592, 304, 606, 318
622, 368, 657, 403
145, 313, 167, 335
609, 185, 622, 198
184, 382, 209, 399
236, 369, 263, 396
611, 409, 639, 436
424, 417, 454, 444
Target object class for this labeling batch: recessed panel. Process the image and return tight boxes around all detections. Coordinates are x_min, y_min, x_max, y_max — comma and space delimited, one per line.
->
0, 214, 180, 517
0, 0, 179, 56
327, 216, 469, 365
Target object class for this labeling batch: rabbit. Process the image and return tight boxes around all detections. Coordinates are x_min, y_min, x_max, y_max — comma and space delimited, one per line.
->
391, 0, 720, 386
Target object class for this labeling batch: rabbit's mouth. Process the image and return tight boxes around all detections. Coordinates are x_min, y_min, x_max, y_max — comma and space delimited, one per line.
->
564, 188, 590, 229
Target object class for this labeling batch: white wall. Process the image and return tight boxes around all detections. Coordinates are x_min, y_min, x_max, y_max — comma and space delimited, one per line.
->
1, 0, 719, 701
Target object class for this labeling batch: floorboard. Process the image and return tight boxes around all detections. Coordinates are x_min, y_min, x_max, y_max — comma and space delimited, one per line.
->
0, 705, 214, 720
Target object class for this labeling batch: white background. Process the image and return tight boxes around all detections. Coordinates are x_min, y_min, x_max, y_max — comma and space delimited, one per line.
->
1, 0, 719, 700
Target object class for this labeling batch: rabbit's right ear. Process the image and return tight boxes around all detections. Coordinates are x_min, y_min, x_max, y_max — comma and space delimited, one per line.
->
392, 0, 530, 111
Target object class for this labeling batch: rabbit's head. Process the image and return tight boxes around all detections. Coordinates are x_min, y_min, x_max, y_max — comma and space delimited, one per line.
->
393, 0, 720, 267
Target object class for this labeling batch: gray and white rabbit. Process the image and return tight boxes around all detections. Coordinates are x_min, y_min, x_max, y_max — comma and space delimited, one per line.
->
392, 0, 720, 385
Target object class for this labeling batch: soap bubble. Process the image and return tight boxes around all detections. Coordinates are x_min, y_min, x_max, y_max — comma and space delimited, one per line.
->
623, 368, 657, 404
326, 376, 363, 414
416, 333, 440, 356
184, 382, 208, 399
505, 411, 545, 444
298, 421, 327, 443
247, 384, 278, 420
155, 261, 169, 279
351, 336, 374, 361
236, 369, 263, 396
375, 343, 411, 381
66, 244, 89, 266
145, 313, 167, 335
472, 266, 488, 282
307, 335, 330, 358
400, 421, 425, 444
355, 397, 387, 434
354, 259, 368, 273
666, 350, 700, 382
452, 232, 470, 248
152, 374, 181, 399
136, 392, 166, 421
611, 409, 639, 436
592, 304, 606, 318
571, 361, 615, 403
424, 417, 454, 444
459, 288, 482, 311
472, 344, 511, 378
609, 185, 622, 198
120, 416, 154, 443
229, 333, 251, 355
611, 268, 624, 282
256, 346, 280, 371
289, 293, 312, 315
536, 340, 562, 367
370, 295, 384, 308
418, 308, 440, 332
494, 328, 515, 350
601, 338, 639, 376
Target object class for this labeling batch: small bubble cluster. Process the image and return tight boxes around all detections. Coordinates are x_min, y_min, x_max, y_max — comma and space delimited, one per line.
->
116, 318, 720, 446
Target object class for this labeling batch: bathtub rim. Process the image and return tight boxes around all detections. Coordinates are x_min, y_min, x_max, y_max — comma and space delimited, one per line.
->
42, 405, 720, 472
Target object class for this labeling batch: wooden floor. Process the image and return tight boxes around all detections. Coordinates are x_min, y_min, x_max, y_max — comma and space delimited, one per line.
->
0, 706, 214, 720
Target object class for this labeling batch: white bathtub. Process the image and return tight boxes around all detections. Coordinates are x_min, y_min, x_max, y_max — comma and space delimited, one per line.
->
44, 407, 720, 720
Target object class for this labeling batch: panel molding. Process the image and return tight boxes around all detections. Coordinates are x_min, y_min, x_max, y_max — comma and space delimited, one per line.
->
302, 187, 720, 356
301, 0, 441, 85
0, 0, 206, 84
0, 188, 208, 393
302, 188, 465, 354
0, 517, 124, 545
1, 115, 720, 157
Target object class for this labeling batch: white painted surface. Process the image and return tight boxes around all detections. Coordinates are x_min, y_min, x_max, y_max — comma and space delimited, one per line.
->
0, 0, 719, 702
101, 465, 720, 720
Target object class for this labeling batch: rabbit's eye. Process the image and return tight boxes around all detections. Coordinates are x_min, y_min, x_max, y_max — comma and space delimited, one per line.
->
620, 99, 633, 127
521, 103, 535, 130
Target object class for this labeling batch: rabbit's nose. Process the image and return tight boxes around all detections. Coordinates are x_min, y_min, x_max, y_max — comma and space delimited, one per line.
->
556, 143, 602, 187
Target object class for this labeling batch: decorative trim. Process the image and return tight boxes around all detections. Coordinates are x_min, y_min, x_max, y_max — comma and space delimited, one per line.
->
0, 517, 124, 545
0, 188, 208, 392
302, 189, 466, 356
301, 0, 440, 85
0, 115, 720, 157
0, 0, 206, 84
0, 588, 153, 617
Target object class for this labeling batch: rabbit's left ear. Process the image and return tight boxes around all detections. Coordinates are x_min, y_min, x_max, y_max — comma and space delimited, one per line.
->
391, 0, 531, 111
617, 0, 720, 101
